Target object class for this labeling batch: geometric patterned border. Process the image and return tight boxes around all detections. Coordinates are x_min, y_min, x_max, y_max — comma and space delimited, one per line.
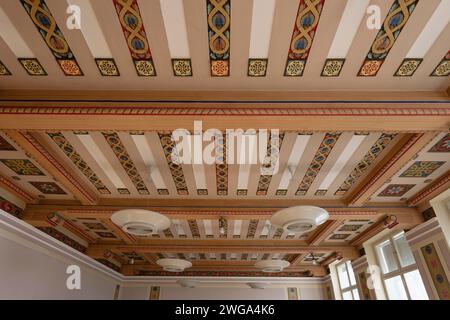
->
113, 0, 156, 76
358, 0, 418, 77
102, 132, 150, 195
256, 132, 284, 195
296, 132, 341, 195
248, 59, 268, 77
0, 60, 11, 76
207, 0, 231, 77
394, 58, 422, 77
335, 133, 397, 195
321, 59, 345, 77
135, 270, 313, 277
20, 0, 83, 76
158, 133, 188, 195
37, 226, 87, 253
172, 59, 192, 77
95, 58, 120, 77
18, 58, 47, 76
420, 243, 450, 300
215, 134, 228, 195
408, 170, 450, 206
47, 132, 111, 194
0, 196, 24, 219
284, 0, 325, 76
348, 133, 423, 205
2, 106, 449, 116
17, 132, 96, 203
430, 50, 450, 77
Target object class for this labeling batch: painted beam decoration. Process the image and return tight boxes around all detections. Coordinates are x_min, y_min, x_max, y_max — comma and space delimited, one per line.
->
358, 0, 419, 77
113, 0, 156, 76
0, 60, 11, 76
207, 0, 231, 77
431, 50, 450, 77
20, 0, 83, 76
284, 0, 325, 76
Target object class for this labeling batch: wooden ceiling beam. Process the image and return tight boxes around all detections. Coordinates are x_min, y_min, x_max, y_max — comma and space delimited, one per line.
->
0, 90, 449, 132
87, 241, 359, 257
307, 220, 343, 246
291, 253, 308, 266
346, 132, 438, 207
23, 202, 415, 220
0, 173, 35, 203
120, 264, 327, 277
1, 89, 448, 102
407, 170, 450, 207
100, 217, 137, 245
5, 131, 97, 205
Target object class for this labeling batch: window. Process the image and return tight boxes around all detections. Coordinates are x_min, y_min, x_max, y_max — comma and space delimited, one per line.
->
375, 231, 428, 300
336, 260, 360, 300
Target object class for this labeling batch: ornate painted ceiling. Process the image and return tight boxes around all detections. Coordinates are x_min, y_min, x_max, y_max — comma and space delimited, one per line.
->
0, 0, 449, 91
0, 0, 449, 278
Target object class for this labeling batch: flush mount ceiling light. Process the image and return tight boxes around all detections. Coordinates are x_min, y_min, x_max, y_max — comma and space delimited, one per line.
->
111, 209, 171, 236
157, 258, 192, 273
254, 260, 290, 273
270, 206, 329, 234
247, 282, 271, 289
177, 279, 198, 288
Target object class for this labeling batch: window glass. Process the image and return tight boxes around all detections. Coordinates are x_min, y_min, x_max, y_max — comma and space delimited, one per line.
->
346, 261, 356, 286
337, 263, 350, 289
384, 275, 408, 300
393, 232, 415, 268
376, 240, 398, 274
352, 288, 360, 300
404, 270, 429, 300
342, 290, 353, 300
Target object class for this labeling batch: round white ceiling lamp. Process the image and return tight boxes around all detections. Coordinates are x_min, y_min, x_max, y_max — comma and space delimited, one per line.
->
156, 258, 192, 273
270, 206, 329, 234
177, 279, 197, 288
111, 209, 171, 236
254, 259, 290, 273
247, 282, 271, 289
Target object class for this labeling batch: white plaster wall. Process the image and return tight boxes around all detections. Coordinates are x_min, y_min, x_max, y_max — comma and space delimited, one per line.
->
0, 224, 119, 300
160, 287, 287, 300
118, 284, 325, 300
299, 287, 325, 300
119, 286, 150, 300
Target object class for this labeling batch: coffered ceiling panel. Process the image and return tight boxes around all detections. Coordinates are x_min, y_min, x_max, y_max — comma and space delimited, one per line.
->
11, 130, 407, 201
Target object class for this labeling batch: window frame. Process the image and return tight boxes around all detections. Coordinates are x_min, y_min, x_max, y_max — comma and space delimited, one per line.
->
335, 260, 359, 300
374, 230, 426, 300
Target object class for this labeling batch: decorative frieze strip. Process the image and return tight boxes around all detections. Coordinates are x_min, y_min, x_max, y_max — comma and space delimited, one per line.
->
405, 217, 441, 247
37, 227, 87, 253
207, 0, 231, 77
63, 209, 380, 219
0, 174, 34, 202
0, 195, 24, 219
1, 106, 449, 116
14, 132, 97, 204
20, 0, 83, 76
113, 0, 156, 76
407, 170, 450, 206
134, 270, 313, 277
348, 133, 424, 205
